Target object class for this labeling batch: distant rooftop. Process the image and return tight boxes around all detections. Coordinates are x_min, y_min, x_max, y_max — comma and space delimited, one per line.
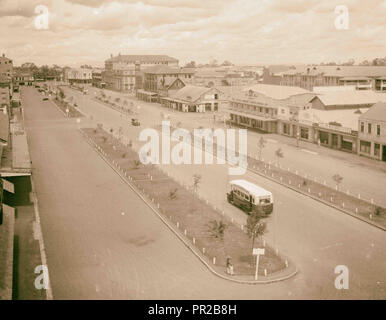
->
312, 91, 386, 106
143, 65, 195, 75
106, 54, 178, 64
170, 85, 213, 102
280, 65, 386, 78
244, 84, 311, 100
360, 102, 386, 122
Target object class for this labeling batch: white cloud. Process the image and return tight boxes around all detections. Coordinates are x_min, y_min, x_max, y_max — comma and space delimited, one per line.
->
0, 0, 385, 66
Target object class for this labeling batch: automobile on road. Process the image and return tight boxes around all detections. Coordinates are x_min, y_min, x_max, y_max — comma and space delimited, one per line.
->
227, 179, 273, 216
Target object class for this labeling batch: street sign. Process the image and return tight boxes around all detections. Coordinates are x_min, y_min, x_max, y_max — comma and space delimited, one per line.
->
253, 248, 265, 280
253, 248, 265, 256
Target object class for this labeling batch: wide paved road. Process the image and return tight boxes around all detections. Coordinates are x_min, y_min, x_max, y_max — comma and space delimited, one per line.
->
21, 86, 323, 299
59, 86, 386, 299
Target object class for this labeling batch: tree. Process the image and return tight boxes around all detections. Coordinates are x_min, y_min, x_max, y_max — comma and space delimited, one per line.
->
184, 61, 196, 68
221, 60, 233, 66
132, 160, 141, 169
168, 188, 178, 200
192, 174, 202, 194
246, 211, 267, 250
207, 220, 227, 240
257, 136, 266, 161
332, 174, 343, 191
275, 147, 284, 166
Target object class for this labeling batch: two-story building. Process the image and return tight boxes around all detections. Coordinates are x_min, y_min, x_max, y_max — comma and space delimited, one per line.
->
358, 102, 386, 161
102, 54, 179, 92
64, 68, 93, 84
228, 84, 314, 133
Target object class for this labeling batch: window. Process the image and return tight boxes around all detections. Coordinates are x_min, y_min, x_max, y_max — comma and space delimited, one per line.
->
360, 122, 364, 133
360, 140, 371, 154
368, 123, 372, 134
300, 127, 309, 139
377, 125, 381, 136
374, 143, 380, 157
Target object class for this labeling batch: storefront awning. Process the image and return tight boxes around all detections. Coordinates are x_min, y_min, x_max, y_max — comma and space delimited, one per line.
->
229, 110, 277, 122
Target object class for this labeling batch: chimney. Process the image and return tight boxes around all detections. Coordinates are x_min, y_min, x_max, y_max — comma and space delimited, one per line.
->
110, 54, 113, 58
2, 53, 4, 57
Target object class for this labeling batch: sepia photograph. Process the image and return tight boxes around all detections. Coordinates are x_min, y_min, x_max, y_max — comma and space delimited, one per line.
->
0, 0, 385, 308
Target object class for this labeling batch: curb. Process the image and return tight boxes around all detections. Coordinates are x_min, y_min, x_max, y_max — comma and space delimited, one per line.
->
247, 166, 386, 232
79, 129, 298, 285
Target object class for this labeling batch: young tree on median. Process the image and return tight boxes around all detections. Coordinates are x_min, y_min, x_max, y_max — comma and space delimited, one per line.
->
275, 147, 284, 166
332, 174, 343, 191
257, 136, 266, 161
207, 220, 227, 240
192, 174, 202, 194
246, 211, 267, 251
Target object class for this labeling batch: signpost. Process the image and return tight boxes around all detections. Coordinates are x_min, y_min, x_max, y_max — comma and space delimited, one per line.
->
253, 248, 265, 280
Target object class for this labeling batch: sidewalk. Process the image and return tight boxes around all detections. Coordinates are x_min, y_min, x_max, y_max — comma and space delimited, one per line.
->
0, 205, 15, 300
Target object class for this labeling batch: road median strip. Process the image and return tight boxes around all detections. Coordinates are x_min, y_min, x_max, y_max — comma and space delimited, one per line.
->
79, 127, 297, 284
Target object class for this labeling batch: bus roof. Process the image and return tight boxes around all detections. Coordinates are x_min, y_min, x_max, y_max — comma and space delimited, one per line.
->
230, 179, 272, 198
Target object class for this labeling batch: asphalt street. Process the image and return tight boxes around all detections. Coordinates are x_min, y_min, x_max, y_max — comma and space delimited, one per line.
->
63, 86, 386, 299
22, 86, 386, 299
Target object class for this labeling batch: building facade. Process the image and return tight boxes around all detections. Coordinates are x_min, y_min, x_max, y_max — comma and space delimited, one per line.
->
102, 54, 179, 92
143, 65, 194, 94
279, 66, 386, 92
358, 102, 386, 161
64, 68, 92, 84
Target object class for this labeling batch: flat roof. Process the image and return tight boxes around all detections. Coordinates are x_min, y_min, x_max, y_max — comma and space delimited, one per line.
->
230, 179, 272, 198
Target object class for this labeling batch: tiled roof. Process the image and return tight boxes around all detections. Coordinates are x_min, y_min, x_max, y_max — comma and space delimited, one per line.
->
360, 102, 386, 121
312, 91, 386, 106
244, 84, 311, 100
170, 85, 212, 102
106, 55, 178, 63
0, 112, 9, 143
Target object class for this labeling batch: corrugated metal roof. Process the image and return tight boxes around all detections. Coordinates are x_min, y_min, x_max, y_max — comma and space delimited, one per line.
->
169, 85, 212, 102
313, 91, 386, 106
360, 102, 386, 121
244, 84, 311, 100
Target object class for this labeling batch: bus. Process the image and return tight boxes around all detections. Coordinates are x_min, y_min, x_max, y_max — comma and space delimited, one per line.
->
227, 179, 273, 216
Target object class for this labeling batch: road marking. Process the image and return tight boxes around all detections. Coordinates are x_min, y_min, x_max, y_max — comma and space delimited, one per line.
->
320, 243, 343, 250
301, 149, 318, 155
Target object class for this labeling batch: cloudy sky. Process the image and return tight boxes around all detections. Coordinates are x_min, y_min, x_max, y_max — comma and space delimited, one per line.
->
1, 0, 385, 67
